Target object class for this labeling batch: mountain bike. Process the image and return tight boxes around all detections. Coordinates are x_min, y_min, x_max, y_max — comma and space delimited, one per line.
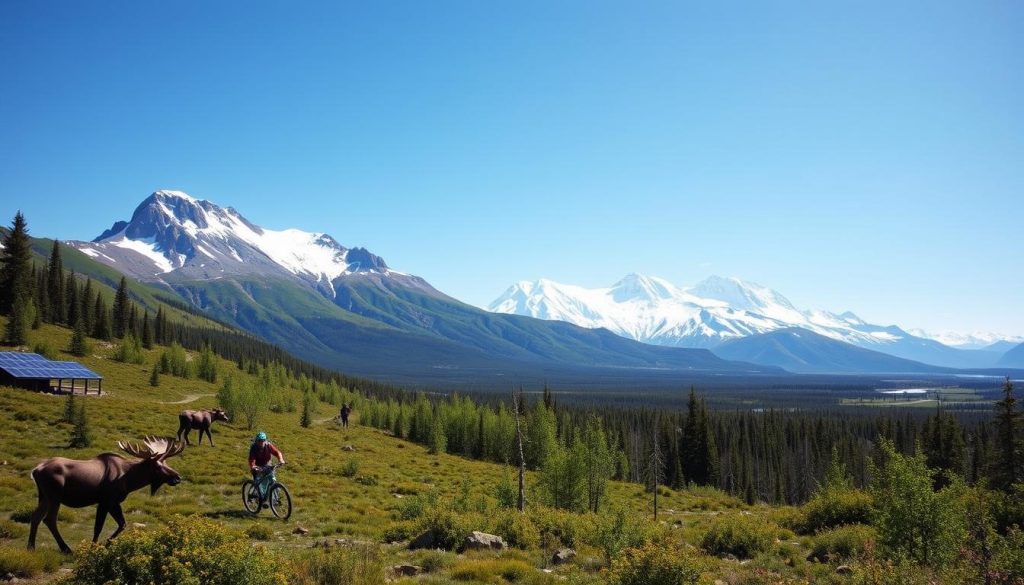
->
242, 462, 292, 520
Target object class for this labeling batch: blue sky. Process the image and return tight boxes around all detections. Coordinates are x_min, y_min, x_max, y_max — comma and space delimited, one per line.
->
1, 1, 1021, 334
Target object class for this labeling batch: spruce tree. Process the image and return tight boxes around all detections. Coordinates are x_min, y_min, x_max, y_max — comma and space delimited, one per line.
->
62, 391, 76, 423
80, 278, 94, 333
154, 307, 164, 344
141, 313, 153, 349
300, 391, 314, 428
32, 268, 46, 329
112, 277, 129, 338
4, 295, 29, 346
992, 378, 1022, 491
128, 303, 139, 338
149, 367, 160, 387
65, 270, 79, 327
68, 315, 89, 357
92, 296, 112, 340
46, 240, 66, 324
0, 212, 33, 315
69, 403, 92, 448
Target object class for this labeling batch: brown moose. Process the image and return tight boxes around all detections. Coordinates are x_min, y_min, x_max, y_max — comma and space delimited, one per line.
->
176, 408, 229, 446
28, 436, 185, 553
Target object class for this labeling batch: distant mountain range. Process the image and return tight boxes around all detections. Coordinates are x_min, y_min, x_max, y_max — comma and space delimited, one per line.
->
66, 191, 781, 384
488, 274, 1019, 370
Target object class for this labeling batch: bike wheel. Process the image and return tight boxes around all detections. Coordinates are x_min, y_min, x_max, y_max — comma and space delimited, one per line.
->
269, 483, 292, 520
242, 480, 261, 514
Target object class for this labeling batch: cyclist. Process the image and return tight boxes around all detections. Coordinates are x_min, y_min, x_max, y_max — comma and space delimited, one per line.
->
248, 432, 286, 492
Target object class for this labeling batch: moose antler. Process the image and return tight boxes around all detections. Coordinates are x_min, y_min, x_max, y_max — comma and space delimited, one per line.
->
118, 436, 186, 460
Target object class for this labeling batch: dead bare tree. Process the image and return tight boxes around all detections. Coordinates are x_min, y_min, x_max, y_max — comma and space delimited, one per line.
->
650, 424, 665, 521
513, 388, 526, 513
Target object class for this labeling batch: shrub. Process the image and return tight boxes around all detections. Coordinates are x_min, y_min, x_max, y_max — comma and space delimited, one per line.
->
415, 508, 474, 551
112, 333, 145, 364
991, 527, 1024, 582
496, 472, 518, 509
450, 558, 534, 582
62, 516, 287, 585
0, 547, 61, 578
32, 341, 58, 360
809, 524, 875, 562
532, 506, 583, 549
381, 522, 416, 544
700, 514, 776, 559
801, 488, 872, 533
340, 459, 359, 478
609, 542, 707, 585
492, 510, 540, 550
412, 549, 455, 573
289, 545, 385, 585
870, 440, 966, 568
591, 506, 648, 564
245, 523, 273, 541
398, 491, 437, 521
0, 519, 25, 539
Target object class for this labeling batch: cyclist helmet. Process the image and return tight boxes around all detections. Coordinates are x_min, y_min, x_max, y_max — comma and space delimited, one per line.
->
255, 432, 268, 441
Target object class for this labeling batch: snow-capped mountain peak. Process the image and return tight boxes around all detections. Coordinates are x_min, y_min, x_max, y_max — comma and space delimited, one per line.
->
69, 190, 395, 294
610, 273, 679, 302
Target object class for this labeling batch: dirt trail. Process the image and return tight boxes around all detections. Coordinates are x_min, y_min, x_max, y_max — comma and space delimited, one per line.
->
159, 393, 216, 405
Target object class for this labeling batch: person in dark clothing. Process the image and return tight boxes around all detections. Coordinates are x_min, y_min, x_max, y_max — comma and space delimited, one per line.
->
339, 403, 351, 428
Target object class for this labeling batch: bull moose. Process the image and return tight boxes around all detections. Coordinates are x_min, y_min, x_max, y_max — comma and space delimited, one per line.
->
28, 436, 185, 553
177, 408, 229, 446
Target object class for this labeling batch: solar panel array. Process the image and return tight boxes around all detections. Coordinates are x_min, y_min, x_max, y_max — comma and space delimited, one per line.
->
0, 352, 102, 380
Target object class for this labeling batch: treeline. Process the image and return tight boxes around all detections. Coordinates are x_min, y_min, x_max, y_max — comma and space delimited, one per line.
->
359, 382, 1023, 506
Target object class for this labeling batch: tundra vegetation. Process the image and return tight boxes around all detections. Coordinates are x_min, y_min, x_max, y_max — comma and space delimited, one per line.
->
0, 217, 1023, 583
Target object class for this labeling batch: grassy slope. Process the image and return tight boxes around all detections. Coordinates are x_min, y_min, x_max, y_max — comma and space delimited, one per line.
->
0, 320, 839, 584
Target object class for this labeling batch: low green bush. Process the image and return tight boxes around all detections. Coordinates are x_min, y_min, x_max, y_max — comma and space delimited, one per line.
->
0, 519, 25, 539
809, 524, 875, 562
245, 523, 273, 541
62, 516, 286, 585
415, 508, 474, 551
32, 341, 58, 360
609, 542, 707, 585
591, 506, 648, 564
991, 527, 1024, 582
340, 459, 359, 478
532, 506, 584, 549
700, 513, 776, 559
0, 547, 61, 578
398, 490, 438, 521
492, 510, 540, 550
289, 545, 385, 585
449, 558, 534, 583
801, 488, 872, 533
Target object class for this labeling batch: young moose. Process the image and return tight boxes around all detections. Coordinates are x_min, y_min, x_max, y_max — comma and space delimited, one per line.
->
177, 408, 229, 446
28, 436, 185, 553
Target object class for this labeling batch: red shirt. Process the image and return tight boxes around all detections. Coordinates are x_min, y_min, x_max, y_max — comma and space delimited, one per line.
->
248, 441, 283, 468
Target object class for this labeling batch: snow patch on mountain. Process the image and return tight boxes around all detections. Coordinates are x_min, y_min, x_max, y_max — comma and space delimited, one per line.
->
109, 237, 177, 273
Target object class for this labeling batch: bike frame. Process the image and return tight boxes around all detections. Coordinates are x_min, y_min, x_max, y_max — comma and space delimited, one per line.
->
254, 463, 282, 498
